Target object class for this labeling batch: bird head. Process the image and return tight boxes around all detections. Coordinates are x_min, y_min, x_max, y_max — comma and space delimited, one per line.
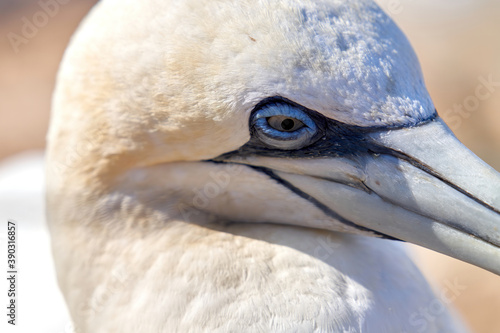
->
47, 0, 500, 275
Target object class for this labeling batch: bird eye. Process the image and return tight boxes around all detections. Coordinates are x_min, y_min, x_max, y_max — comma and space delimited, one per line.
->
251, 102, 319, 150
267, 116, 305, 132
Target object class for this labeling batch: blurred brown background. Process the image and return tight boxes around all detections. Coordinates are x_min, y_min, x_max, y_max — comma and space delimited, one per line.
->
1, 0, 499, 332
0, 0, 97, 159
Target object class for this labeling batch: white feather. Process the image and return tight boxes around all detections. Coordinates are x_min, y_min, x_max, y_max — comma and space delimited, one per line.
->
44, 1, 472, 332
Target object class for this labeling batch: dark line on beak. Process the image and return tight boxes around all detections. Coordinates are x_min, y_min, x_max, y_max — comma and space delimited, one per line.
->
360, 179, 500, 248
244, 165, 400, 241
379, 147, 500, 216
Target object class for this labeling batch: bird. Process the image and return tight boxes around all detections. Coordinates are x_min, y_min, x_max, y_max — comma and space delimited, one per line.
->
45, 0, 500, 332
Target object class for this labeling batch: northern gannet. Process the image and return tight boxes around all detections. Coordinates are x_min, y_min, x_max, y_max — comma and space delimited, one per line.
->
46, 0, 500, 332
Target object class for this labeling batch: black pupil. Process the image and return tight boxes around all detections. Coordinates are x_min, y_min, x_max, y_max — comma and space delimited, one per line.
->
280, 118, 295, 131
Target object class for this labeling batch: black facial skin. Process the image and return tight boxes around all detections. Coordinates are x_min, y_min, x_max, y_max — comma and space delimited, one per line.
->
217, 96, 438, 160
208, 96, 499, 244
208, 96, 442, 240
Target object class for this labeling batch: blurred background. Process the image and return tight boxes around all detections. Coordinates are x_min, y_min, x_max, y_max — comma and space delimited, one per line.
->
0, 0, 499, 332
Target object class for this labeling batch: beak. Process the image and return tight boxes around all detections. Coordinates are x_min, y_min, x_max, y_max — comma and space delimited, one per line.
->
224, 118, 500, 275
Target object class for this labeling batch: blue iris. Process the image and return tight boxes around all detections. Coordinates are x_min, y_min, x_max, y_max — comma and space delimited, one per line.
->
252, 103, 319, 150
